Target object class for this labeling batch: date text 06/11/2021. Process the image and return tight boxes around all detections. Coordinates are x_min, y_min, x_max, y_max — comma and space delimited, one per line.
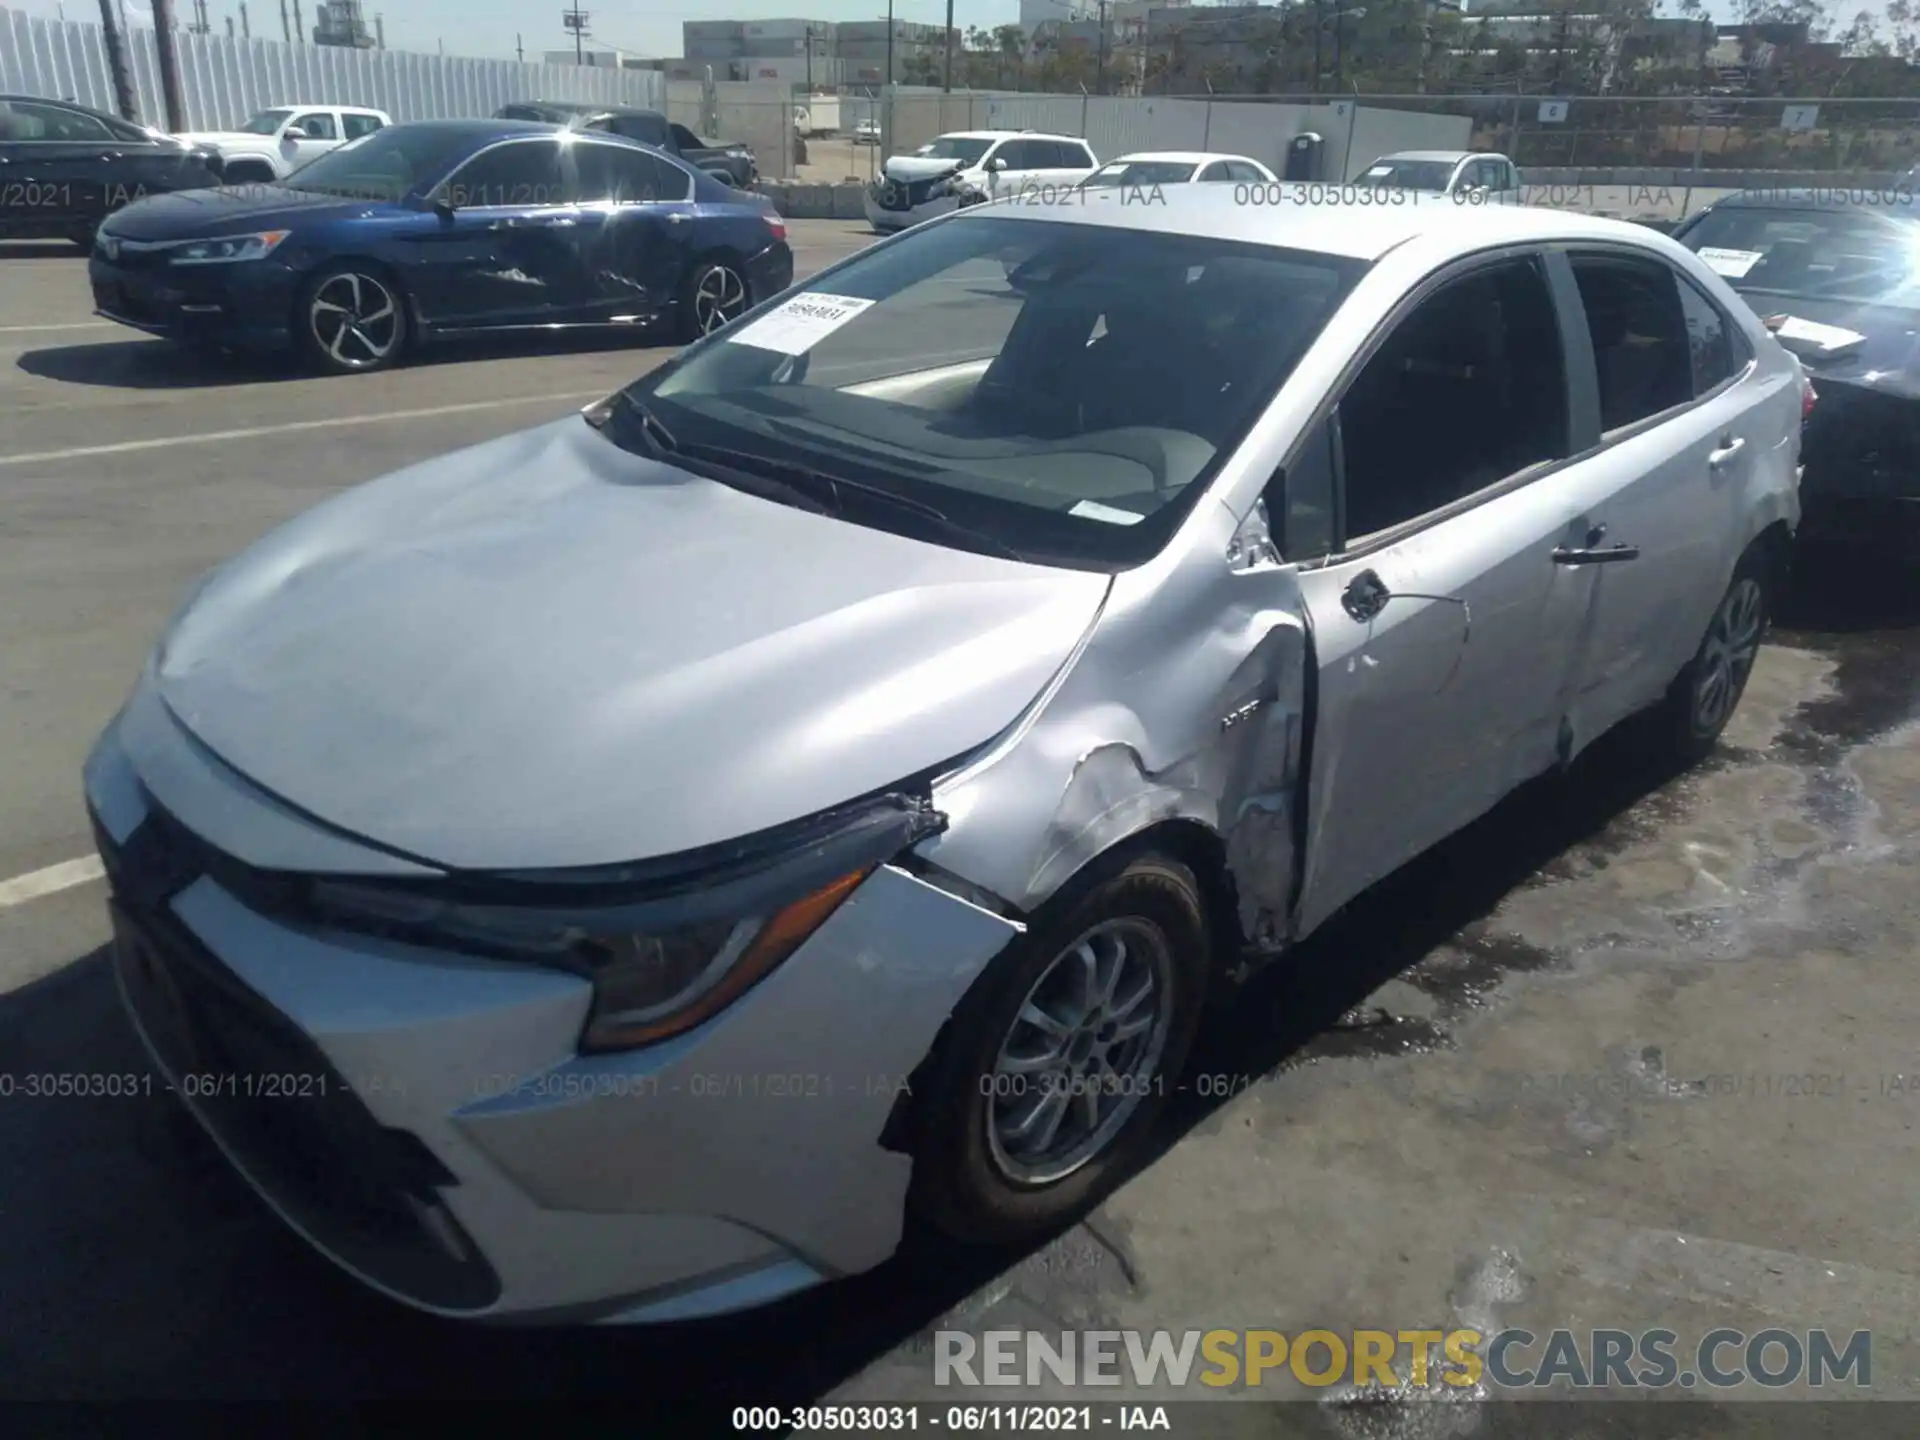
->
732, 1405, 1173, 1432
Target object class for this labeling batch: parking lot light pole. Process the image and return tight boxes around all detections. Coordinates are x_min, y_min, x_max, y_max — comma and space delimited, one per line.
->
150, 0, 188, 133
95, 0, 139, 123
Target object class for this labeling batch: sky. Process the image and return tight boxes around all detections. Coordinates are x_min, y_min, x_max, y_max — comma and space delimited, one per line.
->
5, 0, 1892, 68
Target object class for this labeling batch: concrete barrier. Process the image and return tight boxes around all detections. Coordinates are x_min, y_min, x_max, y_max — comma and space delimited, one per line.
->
761, 180, 871, 221
1525, 167, 1910, 191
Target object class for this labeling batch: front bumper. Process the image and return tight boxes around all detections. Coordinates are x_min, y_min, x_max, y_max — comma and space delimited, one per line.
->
862, 190, 960, 232
85, 681, 1020, 1323
89, 251, 296, 352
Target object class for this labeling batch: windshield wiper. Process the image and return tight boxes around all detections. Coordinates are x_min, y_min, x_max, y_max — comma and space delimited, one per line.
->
674, 438, 1031, 562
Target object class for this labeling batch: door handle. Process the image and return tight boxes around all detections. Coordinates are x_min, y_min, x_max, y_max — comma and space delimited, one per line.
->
1708, 435, 1746, 468
665, 212, 692, 224
1553, 543, 1641, 565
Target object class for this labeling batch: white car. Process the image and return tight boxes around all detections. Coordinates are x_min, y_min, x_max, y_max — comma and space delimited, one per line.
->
852, 119, 881, 146
865, 130, 1098, 233
1080, 151, 1278, 189
1360, 150, 1524, 204
177, 105, 391, 184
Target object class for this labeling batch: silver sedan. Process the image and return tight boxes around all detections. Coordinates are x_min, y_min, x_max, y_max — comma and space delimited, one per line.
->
86, 191, 1803, 1324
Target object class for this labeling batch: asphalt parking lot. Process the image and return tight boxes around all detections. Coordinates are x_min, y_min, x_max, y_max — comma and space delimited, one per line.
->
2, 218, 1918, 1432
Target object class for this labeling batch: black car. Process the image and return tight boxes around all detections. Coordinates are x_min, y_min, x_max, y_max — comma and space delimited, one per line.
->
90, 120, 793, 374
1672, 190, 1920, 533
495, 101, 757, 189
0, 94, 221, 249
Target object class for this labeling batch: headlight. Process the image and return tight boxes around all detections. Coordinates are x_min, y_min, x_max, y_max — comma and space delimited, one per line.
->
165, 229, 291, 265
307, 863, 873, 1053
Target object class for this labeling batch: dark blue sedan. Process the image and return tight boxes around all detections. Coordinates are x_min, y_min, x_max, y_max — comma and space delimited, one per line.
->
88, 119, 794, 375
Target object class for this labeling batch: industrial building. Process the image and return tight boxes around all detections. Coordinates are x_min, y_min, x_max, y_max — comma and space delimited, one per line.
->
675, 17, 957, 85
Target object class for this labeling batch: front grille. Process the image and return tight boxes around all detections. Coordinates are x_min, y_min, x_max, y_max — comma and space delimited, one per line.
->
100, 807, 502, 1311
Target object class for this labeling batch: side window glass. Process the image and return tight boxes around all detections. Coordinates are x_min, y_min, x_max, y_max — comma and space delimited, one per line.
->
1276, 415, 1337, 561
669, 122, 704, 150
1569, 254, 1693, 431
342, 113, 382, 140
1678, 279, 1736, 395
1197, 161, 1227, 182
1337, 257, 1569, 539
441, 141, 568, 209
292, 112, 338, 141
579, 145, 686, 203
3, 100, 114, 141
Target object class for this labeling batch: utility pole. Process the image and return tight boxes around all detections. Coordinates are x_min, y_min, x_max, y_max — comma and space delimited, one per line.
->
292, 0, 303, 42
516, 31, 523, 61
191, 0, 208, 32
562, 2, 591, 63
1333, 5, 1342, 91
96, 0, 139, 122
885, 0, 895, 87
224, 14, 232, 35
151, 0, 188, 132
1095, 0, 1108, 95
944, 0, 953, 91
238, 0, 248, 36
278, 0, 288, 41
374, 12, 383, 45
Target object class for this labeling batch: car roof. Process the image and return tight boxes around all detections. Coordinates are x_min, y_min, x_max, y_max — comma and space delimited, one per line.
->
511, 100, 666, 118
390, 117, 563, 142
1104, 151, 1260, 166
960, 185, 1664, 261
267, 103, 386, 112
938, 130, 1084, 142
1375, 150, 1481, 164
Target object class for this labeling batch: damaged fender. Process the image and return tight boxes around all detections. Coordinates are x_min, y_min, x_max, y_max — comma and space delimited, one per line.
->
920, 498, 1310, 950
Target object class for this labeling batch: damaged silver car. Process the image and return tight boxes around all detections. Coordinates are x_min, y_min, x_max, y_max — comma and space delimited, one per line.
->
87, 193, 1804, 1324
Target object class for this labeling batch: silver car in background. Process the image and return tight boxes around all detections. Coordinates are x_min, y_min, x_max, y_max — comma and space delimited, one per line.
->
87, 193, 1801, 1324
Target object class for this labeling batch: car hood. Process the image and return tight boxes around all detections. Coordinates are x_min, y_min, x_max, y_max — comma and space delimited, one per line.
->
884, 155, 969, 182
154, 417, 1111, 872
100, 185, 408, 239
1729, 290, 1920, 400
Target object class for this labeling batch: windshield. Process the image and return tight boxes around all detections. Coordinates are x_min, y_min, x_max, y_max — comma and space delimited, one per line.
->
1083, 160, 1200, 188
1679, 205, 1920, 309
915, 137, 993, 164
612, 215, 1364, 569
237, 108, 294, 135
1361, 159, 1455, 192
277, 125, 478, 200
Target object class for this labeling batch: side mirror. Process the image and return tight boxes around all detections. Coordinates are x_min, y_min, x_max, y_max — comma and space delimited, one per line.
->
988, 156, 1008, 173
431, 193, 456, 220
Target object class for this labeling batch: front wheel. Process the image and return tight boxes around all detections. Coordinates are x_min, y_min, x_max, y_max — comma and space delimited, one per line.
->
909, 854, 1210, 1245
293, 263, 408, 375
678, 258, 751, 341
1660, 545, 1772, 763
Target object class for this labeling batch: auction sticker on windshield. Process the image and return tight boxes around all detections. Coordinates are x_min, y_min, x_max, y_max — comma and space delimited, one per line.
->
727, 293, 877, 355
1697, 247, 1764, 278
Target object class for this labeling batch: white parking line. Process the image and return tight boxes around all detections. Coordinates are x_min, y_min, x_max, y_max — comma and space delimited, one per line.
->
0, 322, 117, 334
0, 391, 605, 469
0, 856, 105, 910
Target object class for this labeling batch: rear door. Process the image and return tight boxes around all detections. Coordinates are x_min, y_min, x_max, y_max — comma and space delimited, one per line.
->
1555, 247, 1774, 745
0, 99, 122, 233
1279, 251, 1613, 936
341, 111, 385, 142
574, 141, 695, 322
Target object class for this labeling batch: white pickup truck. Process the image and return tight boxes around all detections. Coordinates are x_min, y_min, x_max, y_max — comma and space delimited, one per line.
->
177, 105, 391, 183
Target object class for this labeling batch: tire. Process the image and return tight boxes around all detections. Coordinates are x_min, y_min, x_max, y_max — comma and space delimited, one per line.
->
292, 262, 408, 376
678, 257, 752, 342
1658, 544, 1773, 764
909, 854, 1211, 1245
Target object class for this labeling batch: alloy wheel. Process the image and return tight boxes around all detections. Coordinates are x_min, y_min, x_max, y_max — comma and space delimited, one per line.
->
1691, 576, 1765, 735
986, 917, 1173, 1186
693, 265, 748, 334
309, 271, 401, 369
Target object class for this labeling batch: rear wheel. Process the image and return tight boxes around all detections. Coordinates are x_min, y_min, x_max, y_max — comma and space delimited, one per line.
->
678, 258, 751, 341
294, 263, 408, 376
1659, 545, 1772, 763
909, 854, 1210, 1245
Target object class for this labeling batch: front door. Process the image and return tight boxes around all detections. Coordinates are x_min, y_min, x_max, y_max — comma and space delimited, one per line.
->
1280, 253, 1604, 938
280, 111, 340, 174
572, 142, 694, 323
405, 137, 594, 329
1555, 250, 1764, 743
